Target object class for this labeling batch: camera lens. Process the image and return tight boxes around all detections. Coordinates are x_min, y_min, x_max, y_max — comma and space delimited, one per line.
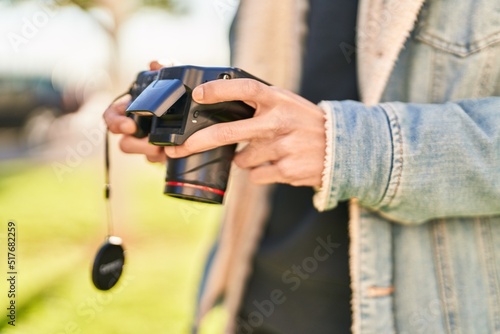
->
164, 145, 237, 204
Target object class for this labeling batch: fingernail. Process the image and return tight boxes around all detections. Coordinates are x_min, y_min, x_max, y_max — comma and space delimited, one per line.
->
192, 86, 204, 102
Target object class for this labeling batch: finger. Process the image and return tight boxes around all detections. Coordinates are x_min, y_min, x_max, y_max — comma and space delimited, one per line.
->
163, 115, 286, 158
119, 135, 165, 162
248, 163, 292, 185
149, 60, 164, 71
150, 58, 179, 71
146, 152, 167, 163
192, 79, 275, 108
249, 162, 321, 187
233, 141, 281, 169
103, 94, 136, 134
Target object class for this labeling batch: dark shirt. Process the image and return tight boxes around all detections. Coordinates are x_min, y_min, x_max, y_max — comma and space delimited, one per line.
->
236, 0, 359, 333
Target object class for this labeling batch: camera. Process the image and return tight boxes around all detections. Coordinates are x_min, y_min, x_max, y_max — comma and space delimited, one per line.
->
125, 65, 267, 204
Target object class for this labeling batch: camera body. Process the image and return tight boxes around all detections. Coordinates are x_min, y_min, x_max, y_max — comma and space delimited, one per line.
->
126, 65, 266, 204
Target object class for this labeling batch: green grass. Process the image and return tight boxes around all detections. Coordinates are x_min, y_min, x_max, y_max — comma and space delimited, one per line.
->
0, 154, 226, 333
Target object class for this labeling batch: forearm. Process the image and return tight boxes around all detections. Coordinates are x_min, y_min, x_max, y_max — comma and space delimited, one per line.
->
315, 97, 500, 224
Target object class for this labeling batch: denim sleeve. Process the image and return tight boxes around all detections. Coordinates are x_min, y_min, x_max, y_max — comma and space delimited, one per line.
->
314, 97, 500, 224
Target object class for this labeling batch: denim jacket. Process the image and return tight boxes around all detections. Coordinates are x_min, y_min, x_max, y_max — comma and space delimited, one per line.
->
314, 0, 500, 333
197, 1, 500, 333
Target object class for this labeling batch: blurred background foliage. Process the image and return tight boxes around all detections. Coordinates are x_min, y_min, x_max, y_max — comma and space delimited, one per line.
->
0, 0, 238, 332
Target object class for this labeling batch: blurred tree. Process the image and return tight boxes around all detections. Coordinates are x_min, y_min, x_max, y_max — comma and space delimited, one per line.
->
68, 0, 187, 91
5, 0, 187, 91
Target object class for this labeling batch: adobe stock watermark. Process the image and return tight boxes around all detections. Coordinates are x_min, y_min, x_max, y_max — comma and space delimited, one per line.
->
6, 0, 71, 53
236, 234, 341, 333
54, 274, 135, 334
339, 1, 405, 64
52, 125, 106, 182
399, 298, 443, 334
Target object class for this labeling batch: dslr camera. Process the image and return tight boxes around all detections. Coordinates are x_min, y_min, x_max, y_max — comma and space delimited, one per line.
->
125, 65, 266, 204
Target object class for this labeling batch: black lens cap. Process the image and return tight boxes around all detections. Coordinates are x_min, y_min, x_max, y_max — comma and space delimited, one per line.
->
92, 236, 125, 291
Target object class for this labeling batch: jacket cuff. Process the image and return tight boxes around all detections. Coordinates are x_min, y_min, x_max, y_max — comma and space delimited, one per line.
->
313, 100, 393, 212
313, 101, 336, 211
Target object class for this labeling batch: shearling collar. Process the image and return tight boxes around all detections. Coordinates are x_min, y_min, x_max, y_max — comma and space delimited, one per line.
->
357, 0, 425, 105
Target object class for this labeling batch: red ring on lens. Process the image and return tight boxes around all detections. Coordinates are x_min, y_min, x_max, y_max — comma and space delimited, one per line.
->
165, 181, 225, 196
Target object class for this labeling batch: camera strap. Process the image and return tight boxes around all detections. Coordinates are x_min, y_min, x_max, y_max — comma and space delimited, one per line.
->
104, 129, 113, 234
91, 128, 125, 291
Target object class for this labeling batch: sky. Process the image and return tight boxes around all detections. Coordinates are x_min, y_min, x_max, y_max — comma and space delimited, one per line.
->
0, 0, 237, 92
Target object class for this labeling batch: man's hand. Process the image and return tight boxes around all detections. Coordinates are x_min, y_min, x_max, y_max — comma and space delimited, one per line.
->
102, 61, 167, 163
163, 79, 326, 188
